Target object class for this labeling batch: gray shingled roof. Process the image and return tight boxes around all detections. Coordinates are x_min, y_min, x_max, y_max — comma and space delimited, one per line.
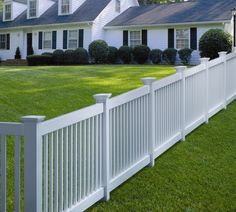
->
106, 0, 236, 27
13, 0, 27, 4
0, 0, 110, 29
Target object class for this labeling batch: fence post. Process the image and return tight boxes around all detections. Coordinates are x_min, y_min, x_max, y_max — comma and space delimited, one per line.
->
93, 93, 112, 201
21, 115, 45, 212
218, 51, 227, 109
141, 77, 156, 167
200, 57, 210, 124
176, 66, 186, 141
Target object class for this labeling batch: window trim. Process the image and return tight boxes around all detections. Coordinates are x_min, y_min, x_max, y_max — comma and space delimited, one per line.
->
67, 30, 79, 49
175, 28, 190, 50
28, 0, 38, 19
59, 0, 72, 15
129, 30, 142, 48
43, 31, 52, 49
4, 3, 12, 21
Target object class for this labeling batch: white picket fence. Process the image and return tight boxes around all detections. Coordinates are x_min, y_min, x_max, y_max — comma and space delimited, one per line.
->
1, 51, 236, 212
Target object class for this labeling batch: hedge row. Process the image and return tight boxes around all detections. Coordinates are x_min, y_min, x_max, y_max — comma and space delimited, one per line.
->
27, 48, 89, 66
27, 40, 194, 66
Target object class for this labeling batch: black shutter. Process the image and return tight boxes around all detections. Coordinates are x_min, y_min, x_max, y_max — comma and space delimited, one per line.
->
142, 30, 147, 45
190, 27, 197, 50
63, 30, 68, 49
52, 31, 57, 49
38, 32, 43, 49
79, 29, 84, 48
6, 34, 10, 50
168, 28, 174, 48
123, 30, 128, 46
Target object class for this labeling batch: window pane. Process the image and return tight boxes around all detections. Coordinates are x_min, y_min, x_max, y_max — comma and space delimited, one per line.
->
43, 32, 52, 49
0, 34, 6, 49
130, 31, 141, 48
61, 0, 70, 14
29, 0, 37, 17
176, 29, 189, 49
5, 4, 11, 20
68, 30, 78, 49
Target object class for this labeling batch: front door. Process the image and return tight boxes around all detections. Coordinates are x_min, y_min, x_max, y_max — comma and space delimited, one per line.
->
27, 33, 33, 56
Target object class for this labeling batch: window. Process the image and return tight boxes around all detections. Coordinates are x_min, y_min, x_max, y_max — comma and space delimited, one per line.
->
0, 34, 7, 49
130, 31, 141, 47
176, 29, 189, 49
115, 0, 121, 13
61, 0, 70, 15
43, 32, 52, 49
4, 4, 12, 21
29, 0, 37, 18
68, 30, 78, 49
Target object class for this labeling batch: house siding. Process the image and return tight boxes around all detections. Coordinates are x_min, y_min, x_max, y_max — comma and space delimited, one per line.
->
105, 23, 225, 65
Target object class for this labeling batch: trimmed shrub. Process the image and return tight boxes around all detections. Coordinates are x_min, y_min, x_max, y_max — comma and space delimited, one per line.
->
163, 48, 177, 65
15, 47, 21, 59
107, 46, 118, 64
89, 40, 109, 64
42, 52, 53, 56
178, 48, 193, 65
52, 50, 64, 65
199, 29, 232, 59
74, 48, 89, 64
118, 46, 132, 64
27, 55, 53, 66
150, 49, 162, 64
132, 45, 150, 64
64, 50, 76, 65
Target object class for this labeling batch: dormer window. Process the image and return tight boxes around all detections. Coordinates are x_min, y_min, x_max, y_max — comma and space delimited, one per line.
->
60, 0, 71, 15
4, 3, 12, 21
29, 0, 37, 18
115, 0, 121, 13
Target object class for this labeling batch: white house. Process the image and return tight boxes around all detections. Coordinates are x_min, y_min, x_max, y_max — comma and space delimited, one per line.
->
0, 0, 235, 63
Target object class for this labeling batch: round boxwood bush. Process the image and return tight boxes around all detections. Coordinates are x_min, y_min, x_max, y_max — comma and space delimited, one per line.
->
150, 49, 162, 64
118, 46, 132, 64
52, 50, 64, 65
178, 48, 193, 65
64, 50, 76, 65
107, 46, 118, 64
89, 40, 109, 64
42, 52, 53, 56
163, 48, 177, 65
199, 29, 232, 59
132, 45, 150, 64
74, 48, 89, 64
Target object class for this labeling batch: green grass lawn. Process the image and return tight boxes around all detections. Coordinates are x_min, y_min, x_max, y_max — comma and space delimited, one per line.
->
0, 65, 235, 211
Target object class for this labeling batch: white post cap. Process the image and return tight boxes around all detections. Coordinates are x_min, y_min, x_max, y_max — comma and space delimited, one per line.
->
232, 47, 236, 52
200, 58, 210, 64
141, 77, 156, 85
175, 66, 187, 74
21, 115, 46, 123
93, 93, 112, 103
218, 51, 227, 57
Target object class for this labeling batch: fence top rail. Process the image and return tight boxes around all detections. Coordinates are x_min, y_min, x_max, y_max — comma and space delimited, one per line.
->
185, 64, 206, 78
152, 73, 181, 91
208, 57, 224, 68
108, 86, 149, 110
0, 122, 24, 136
226, 51, 236, 61
39, 103, 103, 135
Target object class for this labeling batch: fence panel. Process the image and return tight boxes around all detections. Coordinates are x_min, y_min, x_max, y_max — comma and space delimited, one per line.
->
185, 68, 206, 133
154, 79, 182, 150
208, 62, 225, 117
226, 56, 236, 102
